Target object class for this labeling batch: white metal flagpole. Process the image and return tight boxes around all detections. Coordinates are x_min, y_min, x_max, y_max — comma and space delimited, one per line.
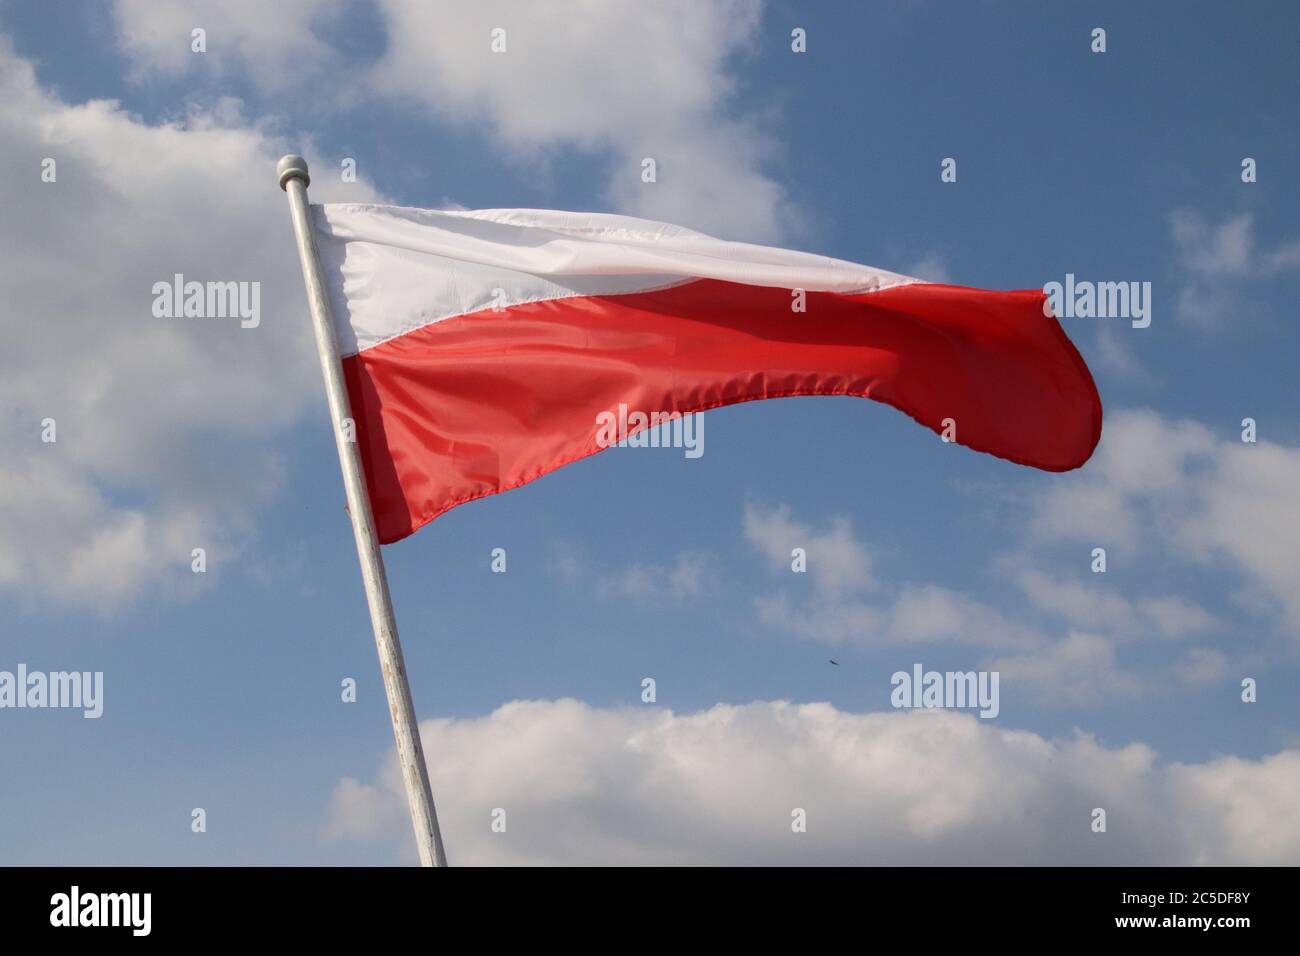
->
277, 154, 447, 867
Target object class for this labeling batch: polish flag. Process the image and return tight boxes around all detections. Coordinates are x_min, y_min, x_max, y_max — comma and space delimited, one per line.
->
312, 204, 1102, 544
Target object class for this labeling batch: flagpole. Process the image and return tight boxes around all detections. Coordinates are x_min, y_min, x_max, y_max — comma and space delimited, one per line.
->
277, 155, 447, 867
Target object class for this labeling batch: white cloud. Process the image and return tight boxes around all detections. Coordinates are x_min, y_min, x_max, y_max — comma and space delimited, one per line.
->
113, 0, 349, 91
368, 0, 792, 241
0, 457, 218, 613
1177, 441, 1300, 631
1171, 210, 1254, 278
0, 37, 380, 608
743, 502, 874, 598
112, 2, 798, 237
745, 496, 1241, 699
324, 776, 402, 839
1029, 408, 1216, 551
1031, 409, 1300, 635
1170, 749, 1300, 865
1170, 210, 1300, 328
754, 591, 885, 646
1016, 569, 1216, 641
887, 585, 1040, 649
755, 581, 1036, 651
904, 253, 951, 284
326, 698, 1300, 865
600, 551, 713, 602
746, 505, 1039, 652
1172, 647, 1231, 686
990, 631, 1141, 704
1092, 323, 1153, 383
114, 1, 795, 238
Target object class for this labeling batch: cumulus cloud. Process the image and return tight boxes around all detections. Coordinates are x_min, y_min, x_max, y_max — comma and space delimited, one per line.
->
1172, 210, 1255, 279
368, 0, 791, 240
113, 0, 350, 91
1170, 210, 1300, 328
989, 631, 1142, 704
1015, 569, 1217, 641
755, 582, 1046, 654
745, 501, 1045, 653
1029, 409, 1216, 552
113, 1, 795, 240
1031, 409, 1300, 634
887, 585, 1041, 649
325, 698, 1300, 865
0, 36, 380, 609
743, 502, 874, 598
754, 591, 884, 645
745, 408, 1294, 700
745, 492, 1243, 698
0, 457, 217, 613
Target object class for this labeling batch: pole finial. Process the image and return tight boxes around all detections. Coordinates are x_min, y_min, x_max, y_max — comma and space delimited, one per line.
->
277, 154, 310, 191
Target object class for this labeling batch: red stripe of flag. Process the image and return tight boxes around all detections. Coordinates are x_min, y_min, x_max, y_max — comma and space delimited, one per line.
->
342, 278, 1101, 544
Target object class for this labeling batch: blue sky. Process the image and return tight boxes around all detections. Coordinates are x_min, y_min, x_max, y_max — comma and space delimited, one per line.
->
1, 0, 1298, 865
